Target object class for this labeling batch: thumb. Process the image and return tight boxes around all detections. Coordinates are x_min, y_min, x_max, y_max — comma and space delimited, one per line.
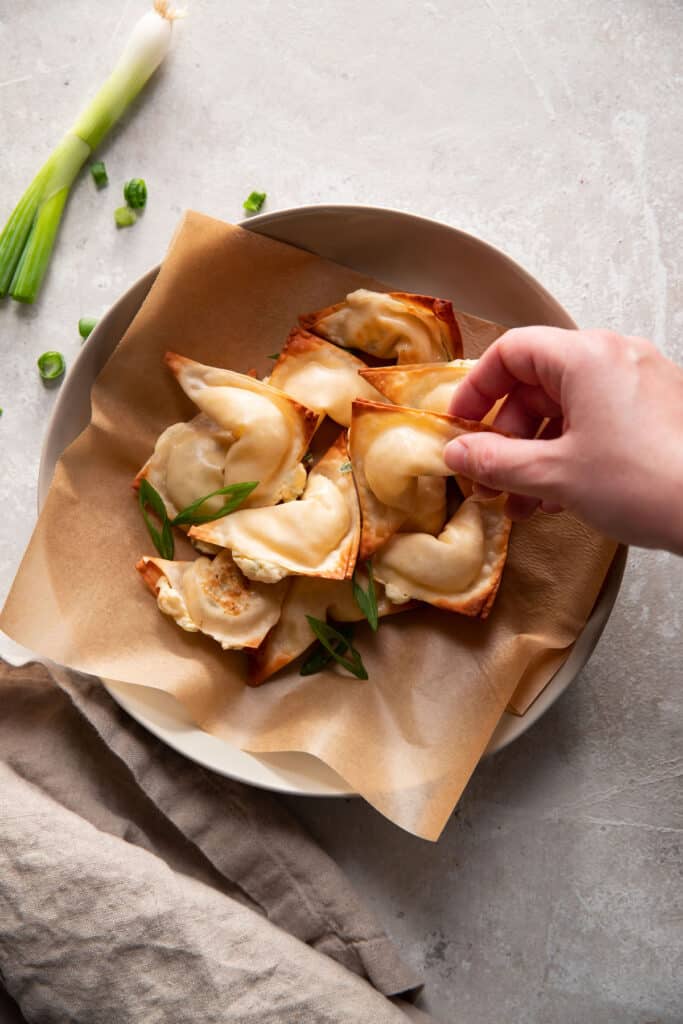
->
444, 432, 565, 501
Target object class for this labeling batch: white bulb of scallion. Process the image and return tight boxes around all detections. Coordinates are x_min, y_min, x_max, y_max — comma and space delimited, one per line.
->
0, 0, 181, 304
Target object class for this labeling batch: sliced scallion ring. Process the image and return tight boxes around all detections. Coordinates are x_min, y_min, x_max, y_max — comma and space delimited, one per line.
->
115, 206, 137, 228
123, 178, 147, 209
243, 191, 266, 213
78, 316, 98, 339
37, 351, 66, 382
89, 161, 109, 188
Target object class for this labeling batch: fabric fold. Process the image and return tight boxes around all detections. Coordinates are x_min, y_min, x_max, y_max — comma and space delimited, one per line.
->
0, 660, 426, 1022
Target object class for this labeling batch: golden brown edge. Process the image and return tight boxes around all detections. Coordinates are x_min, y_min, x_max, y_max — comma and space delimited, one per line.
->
303, 429, 361, 580
298, 299, 345, 333
389, 291, 463, 359
247, 646, 292, 687
247, 590, 416, 687
358, 362, 471, 405
350, 398, 499, 438
271, 326, 329, 366
424, 512, 512, 619
349, 402, 408, 560
325, 431, 361, 579
349, 399, 505, 561
164, 349, 324, 440
135, 557, 163, 595
476, 517, 513, 619
271, 325, 372, 376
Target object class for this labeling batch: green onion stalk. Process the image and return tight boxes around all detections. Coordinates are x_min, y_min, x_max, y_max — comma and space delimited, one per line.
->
0, 0, 180, 303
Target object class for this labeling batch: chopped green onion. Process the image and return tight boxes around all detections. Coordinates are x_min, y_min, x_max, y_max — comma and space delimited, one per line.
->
300, 623, 354, 676
115, 206, 137, 228
0, 2, 178, 303
305, 616, 368, 679
243, 191, 266, 213
171, 481, 258, 526
78, 316, 98, 339
138, 478, 259, 558
138, 479, 174, 560
37, 350, 66, 383
90, 161, 109, 188
338, 460, 353, 474
267, 352, 280, 360
123, 178, 147, 209
352, 559, 379, 631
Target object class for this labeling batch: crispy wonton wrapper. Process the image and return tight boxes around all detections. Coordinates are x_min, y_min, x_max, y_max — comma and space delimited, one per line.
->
349, 399, 499, 559
189, 432, 360, 582
136, 552, 288, 650
300, 288, 463, 364
249, 572, 411, 686
0, 213, 617, 840
267, 328, 386, 426
373, 495, 511, 619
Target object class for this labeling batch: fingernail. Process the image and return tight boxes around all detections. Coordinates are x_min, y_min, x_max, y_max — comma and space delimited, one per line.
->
444, 438, 468, 472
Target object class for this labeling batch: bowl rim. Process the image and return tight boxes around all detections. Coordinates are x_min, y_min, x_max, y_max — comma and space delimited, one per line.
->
243, 202, 577, 327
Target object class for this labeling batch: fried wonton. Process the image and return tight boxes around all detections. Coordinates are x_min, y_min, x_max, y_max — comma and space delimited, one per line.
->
266, 328, 386, 427
360, 359, 475, 414
360, 358, 505, 421
165, 352, 322, 507
135, 414, 233, 521
188, 434, 360, 583
373, 495, 511, 619
349, 399, 495, 559
248, 571, 411, 686
136, 550, 287, 650
300, 289, 462, 364
400, 478, 447, 535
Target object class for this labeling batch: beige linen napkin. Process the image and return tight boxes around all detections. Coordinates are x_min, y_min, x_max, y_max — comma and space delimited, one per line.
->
0, 660, 430, 1023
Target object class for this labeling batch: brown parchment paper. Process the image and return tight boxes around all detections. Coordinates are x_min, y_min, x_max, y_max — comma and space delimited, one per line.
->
0, 212, 617, 840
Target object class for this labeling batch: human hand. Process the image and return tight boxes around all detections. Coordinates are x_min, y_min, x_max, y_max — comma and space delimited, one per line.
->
444, 327, 683, 554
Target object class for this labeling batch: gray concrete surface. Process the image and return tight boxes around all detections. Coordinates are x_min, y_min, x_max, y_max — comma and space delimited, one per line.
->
1, 1, 681, 1021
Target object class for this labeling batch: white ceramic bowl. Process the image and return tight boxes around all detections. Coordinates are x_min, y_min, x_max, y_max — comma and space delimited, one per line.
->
39, 205, 626, 797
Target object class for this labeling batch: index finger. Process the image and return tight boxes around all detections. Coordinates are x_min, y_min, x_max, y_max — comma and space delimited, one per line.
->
449, 326, 576, 420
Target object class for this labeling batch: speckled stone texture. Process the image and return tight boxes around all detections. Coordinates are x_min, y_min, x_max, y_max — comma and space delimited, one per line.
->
1, 1, 681, 1021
